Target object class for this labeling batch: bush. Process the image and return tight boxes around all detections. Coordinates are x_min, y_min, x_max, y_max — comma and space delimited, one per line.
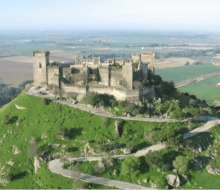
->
121, 156, 141, 176
172, 155, 188, 173
127, 141, 135, 151
3, 114, 10, 125
161, 164, 172, 172
189, 98, 197, 106
124, 103, 136, 113
142, 78, 150, 87
56, 126, 69, 140
172, 110, 185, 120
42, 98, 51, 105
98, 143, 114, 153
133, 81, 143, 89
161, 81, 175, 95
166, 134, 183, 147
145, 150, 162, 167
155, 178, 167, 189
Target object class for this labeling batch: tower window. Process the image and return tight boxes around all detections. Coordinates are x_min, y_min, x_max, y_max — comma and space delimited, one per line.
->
39, 62, 42, 68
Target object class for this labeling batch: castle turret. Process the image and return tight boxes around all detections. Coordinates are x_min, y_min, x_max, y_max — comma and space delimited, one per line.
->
33, 50, 50, 87
141, 51, 155, 75
122, 59, 133, 89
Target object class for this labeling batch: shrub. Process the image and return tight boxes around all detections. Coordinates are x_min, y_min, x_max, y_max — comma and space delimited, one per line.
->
124, 103, 136, 113
155, 178, 167, 189
166, 134, 183, 147
127, 141, 135, 151
145, 150, 161, 167
172, 155, 188, 173
3, 114, 10, 125
121, 156, 141, 176
142, 78, 150, 86
42, 98, 51, 105
172, 110, 185, 120
56, 126, 69, 140
161, 164, 172, 172
161, 81, 175, 95
133, 62, 138, 69
98, 143, 114, 153
133, 81, 143, 89
189, 98, 197, 106
5, 171, 13, 181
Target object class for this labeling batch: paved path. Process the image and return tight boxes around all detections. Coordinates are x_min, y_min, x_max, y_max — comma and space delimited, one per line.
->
26, 86, 220, 189
175, 70, 220, 88
25, 86, 215, 123
48, 159, 152, 190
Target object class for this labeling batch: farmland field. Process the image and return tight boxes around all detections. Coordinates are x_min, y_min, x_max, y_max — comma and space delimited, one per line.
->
178, 74, 220, 106
155, 63, 220, 83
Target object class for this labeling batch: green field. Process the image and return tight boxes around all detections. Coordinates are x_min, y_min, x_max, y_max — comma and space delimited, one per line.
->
178, 74, 220, 106
155, 63, 219, 83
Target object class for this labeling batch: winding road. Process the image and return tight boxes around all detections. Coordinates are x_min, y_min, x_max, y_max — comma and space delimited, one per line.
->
25, 85, 220, 190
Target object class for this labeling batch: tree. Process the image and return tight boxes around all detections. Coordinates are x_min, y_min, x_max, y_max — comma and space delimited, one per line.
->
145, 150, 162, 167
127, 141, 135, 151
3, 114, 10, 125
121, 156, 141, 176
71, 165, 85, 189
42, 98, 51, 105
189, 98, 196, 107
172, 155, 188, 173
56, 126, 69, 140
28, 137, 38, 157
94, 67, 100, 82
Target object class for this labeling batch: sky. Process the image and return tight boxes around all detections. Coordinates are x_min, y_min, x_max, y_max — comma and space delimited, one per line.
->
0, 0, 220, 34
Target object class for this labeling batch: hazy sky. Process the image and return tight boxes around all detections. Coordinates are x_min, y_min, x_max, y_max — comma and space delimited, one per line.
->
0, 0, 220, 33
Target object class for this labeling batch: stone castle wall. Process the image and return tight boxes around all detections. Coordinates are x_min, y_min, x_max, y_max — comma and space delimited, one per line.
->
61, 81, 154, 102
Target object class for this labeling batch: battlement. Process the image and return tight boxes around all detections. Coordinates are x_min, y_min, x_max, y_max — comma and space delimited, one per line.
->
32, 50, 50, 56
33, 50, 155, 101
141, 51, 155, 56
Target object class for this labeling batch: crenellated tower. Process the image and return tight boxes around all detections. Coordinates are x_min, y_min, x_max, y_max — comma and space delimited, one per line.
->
32, 50, 50, 87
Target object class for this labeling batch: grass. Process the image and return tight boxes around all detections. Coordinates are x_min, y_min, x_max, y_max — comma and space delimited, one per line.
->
155, 63, 219, 83
0, 86, 215, 189
0, 87, 195, 188
178, 74, 220, 106
75, 125, 220, 189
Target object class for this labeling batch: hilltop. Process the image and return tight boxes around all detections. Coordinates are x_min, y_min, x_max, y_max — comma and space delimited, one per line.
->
0, 85, 220, 189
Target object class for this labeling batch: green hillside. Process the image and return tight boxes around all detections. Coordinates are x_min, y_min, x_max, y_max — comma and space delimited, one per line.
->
0, 87, 219, 189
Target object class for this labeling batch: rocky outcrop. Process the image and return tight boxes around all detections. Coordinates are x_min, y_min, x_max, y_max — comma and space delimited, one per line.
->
206, 165, 220, 175
115, 120, 121, 138
15, 104, 26, 110
7, 160, 14, 166
143, 179, 148, 183
34, 156, 41, 174
167, 174, 181, 188
0, 178, 9, 186
13, 146, 20, 154
16, 121, 20, 126
193, 156, 203, 170
41, 133, 47, 140
121, 148, 131, 154
182, 174, 188, 180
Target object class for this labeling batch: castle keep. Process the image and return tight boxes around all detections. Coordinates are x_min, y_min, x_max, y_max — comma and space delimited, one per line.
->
33, 50, 156, 102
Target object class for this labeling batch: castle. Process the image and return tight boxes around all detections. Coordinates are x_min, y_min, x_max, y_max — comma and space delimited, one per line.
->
33, 50, 157, 103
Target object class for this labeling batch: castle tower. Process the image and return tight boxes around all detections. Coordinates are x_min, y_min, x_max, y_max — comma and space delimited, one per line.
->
32, 50, 50, 87
141, 51, 155, 75
122, 60, 133, 89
